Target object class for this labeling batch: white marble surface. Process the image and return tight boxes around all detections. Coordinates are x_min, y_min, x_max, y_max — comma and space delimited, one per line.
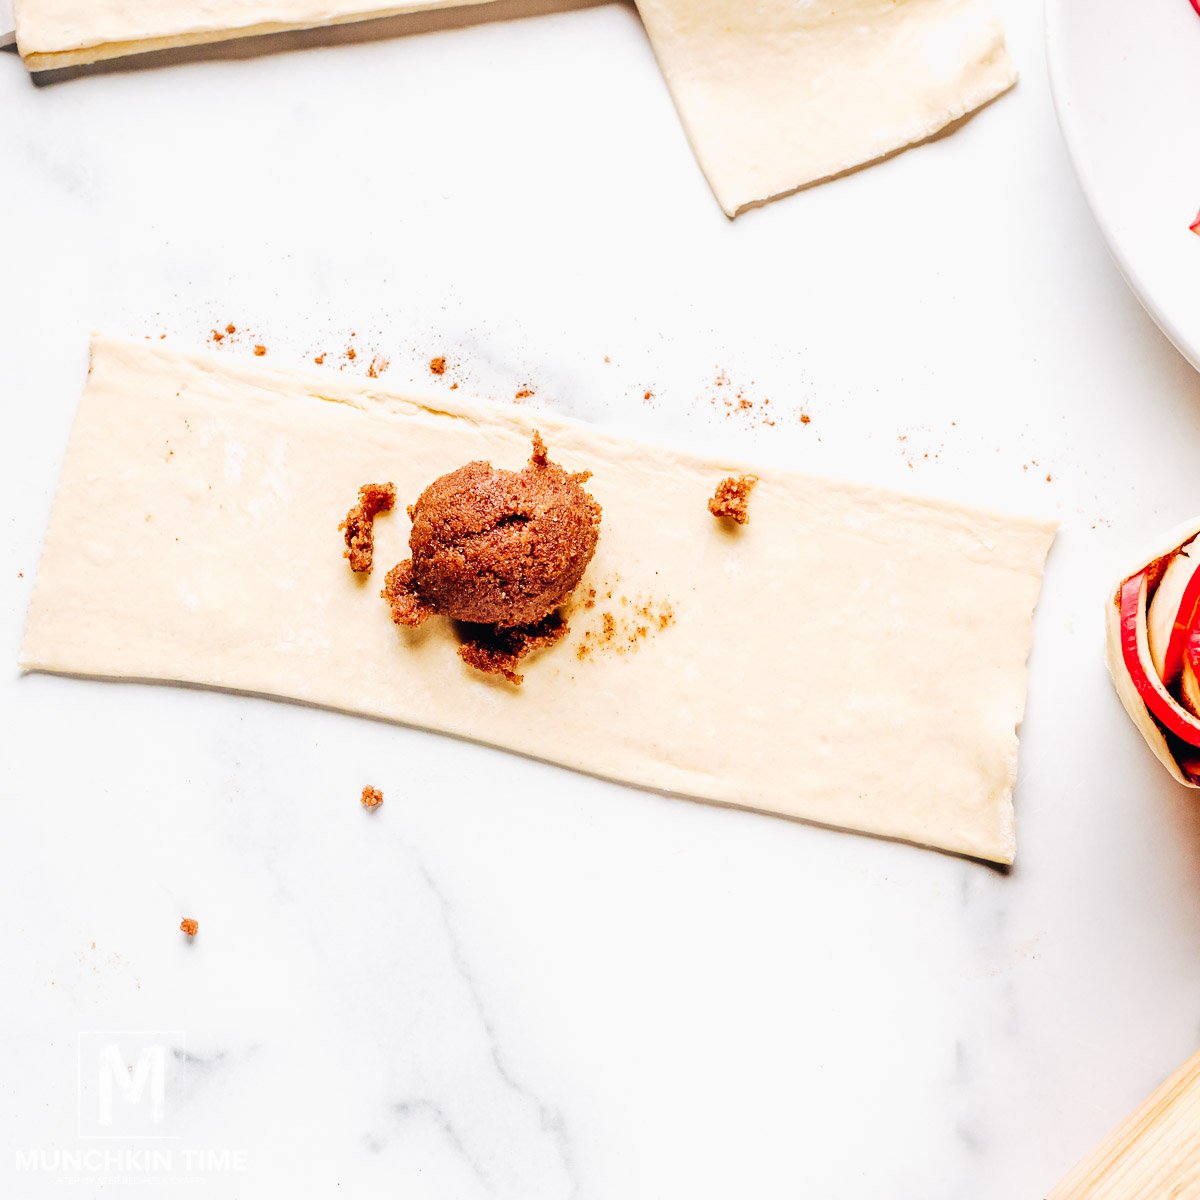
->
2, 3, 1200, 1196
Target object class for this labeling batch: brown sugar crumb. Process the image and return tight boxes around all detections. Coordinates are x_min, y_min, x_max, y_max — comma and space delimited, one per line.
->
429, 356, 447, 376
367, 355, 389, 379
210, 329, 224, 344
361, 786, 384, 809
253, 344, 267, 357
708, 475, 758, 525
226, 324, 236, 335
457, 614, 568, 685
340, 482, 396, 573
382, 559, 435, 626
576, 591, 674, 660
346, 347, 357, 362
800, 412, 811, 425
314, 354, 326, 365
643, 390, 654, 402
180, 918, 198, 938
709, 372, 777, 427
514, 388, 535, 401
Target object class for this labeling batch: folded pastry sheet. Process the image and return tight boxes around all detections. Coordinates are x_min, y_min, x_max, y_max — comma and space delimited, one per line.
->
21, 339, 1055, 861
13, 0, 484, 70
634, 0, 1018, 215
16, 0, 1016, 218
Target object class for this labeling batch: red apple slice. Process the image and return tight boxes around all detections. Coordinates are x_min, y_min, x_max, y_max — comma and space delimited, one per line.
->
1119, 572, 1200, 747
1192, 209, 1200, 236
1147, 540, 1200, 683
1192, 1, 1200, 21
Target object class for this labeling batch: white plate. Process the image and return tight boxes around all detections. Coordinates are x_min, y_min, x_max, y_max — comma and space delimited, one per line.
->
1046, 0, 1200, 370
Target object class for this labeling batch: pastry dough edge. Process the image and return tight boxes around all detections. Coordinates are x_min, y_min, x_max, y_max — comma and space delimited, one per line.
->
15, 0, 482, 70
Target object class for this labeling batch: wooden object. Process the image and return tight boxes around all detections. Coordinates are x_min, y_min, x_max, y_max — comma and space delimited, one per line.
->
1048, 1050, 1200, 1198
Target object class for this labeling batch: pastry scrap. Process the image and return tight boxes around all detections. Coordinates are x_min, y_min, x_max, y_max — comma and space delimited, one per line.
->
361, 785, 384, 808
14, 0, 1015, 218
1106, 518, 1200, 785
382, 432, 601, 683
180, 917, 199, 937
13, 0, 487, 71
21, 339, 1056, 862
340, 482, 395, 574
708, 475, 757, 525
635, 0, 1017, 216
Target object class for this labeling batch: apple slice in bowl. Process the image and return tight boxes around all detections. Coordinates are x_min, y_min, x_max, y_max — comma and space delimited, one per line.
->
1107, 522, 1200, 785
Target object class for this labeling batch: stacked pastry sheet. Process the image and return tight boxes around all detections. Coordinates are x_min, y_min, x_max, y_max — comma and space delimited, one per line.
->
12, 0, 1017, 215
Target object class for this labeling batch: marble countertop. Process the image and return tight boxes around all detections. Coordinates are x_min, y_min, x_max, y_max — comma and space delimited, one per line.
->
3, 2, 1200, 1196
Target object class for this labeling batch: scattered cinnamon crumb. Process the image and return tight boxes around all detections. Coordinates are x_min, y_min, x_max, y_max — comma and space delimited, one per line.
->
708, 475, 758, 525
1046, 474, 1052, 483
800, 413, 811, 425
643, 390, 654, 402
340, 482, 396, 573
514, 388, 535, 401
576, 593, 674, 660
367, 355, 389, 378
429, 356, 447, 376
210, 329, 224, 344
450, 382, 459, 390
253, 344, 267, 357
709, 372, 776, 427
226, 324, 236, 335
346, 347, 357, 362
180, 918, 198, 938
457, 614, 568, 685
361, 786, 384, 809
314, 354, 326, 365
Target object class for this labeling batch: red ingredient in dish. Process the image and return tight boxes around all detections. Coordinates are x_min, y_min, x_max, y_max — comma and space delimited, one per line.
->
1118, 570, 1200, 749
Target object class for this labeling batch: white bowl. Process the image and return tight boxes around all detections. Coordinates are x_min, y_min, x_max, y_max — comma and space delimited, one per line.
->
1046, 0, 1200, 371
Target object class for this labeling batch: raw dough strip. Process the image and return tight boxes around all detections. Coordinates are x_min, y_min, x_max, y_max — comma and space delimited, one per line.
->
13, 0, 487, 70
20, 339, 1055, 862
634, 0, 1017, 216
15, 0, 1016, 220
